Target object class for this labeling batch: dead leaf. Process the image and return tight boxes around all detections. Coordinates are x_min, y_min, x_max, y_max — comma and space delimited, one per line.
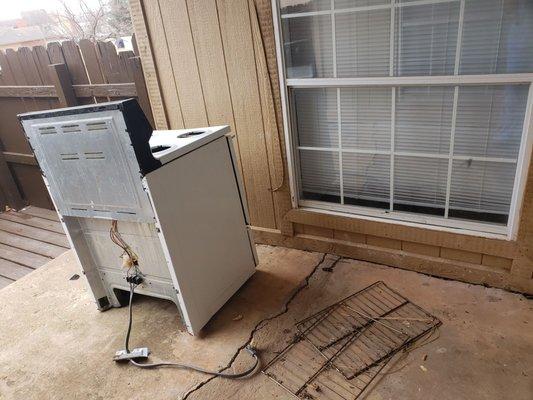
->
232, 314, 243, 321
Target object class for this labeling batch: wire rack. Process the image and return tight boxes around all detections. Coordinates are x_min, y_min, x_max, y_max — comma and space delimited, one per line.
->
263, 281, 441, 399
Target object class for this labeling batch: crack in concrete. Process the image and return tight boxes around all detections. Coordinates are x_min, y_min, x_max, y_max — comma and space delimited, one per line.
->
181, 252, 341, 400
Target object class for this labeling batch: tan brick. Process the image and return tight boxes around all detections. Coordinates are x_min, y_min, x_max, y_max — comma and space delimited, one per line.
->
334, 230, 366, 244
367, 235, 401, 250
293, 223, 306, 234
300, 225, 334, 238
481, 254, 513, 271
401, 241, 440, 257
440, 247, 482, 264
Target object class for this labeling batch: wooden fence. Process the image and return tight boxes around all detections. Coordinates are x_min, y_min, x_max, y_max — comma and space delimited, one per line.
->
0, 37, 153, 210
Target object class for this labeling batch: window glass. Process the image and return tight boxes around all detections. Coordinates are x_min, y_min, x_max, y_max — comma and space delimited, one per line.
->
294, 88, 338, 147
299, 150, 341, 203
460, 0, 533, 74
341, 87, 391, 151
280, 0, 331, 15
454, 85, 528, 159
343, 153, 390, 209
395, 2, 459, 76
282, 15, 333, 78
395, 86, 454, 154
336, 9, 391, 77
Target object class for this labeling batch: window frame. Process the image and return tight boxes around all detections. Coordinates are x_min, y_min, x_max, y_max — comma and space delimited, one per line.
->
272, 0, 533, 240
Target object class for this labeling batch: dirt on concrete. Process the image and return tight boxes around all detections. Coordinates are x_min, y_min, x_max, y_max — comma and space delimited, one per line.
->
0, 245, 531, 400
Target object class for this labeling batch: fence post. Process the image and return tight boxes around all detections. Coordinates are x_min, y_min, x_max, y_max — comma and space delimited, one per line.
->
0, 149, 24, 210
49, 63, 78, 107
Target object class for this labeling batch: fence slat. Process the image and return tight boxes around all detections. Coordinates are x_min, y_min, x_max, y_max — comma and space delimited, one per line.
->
98, 41, 122, 83
32, 46, 54, 84
47, 42, 66, 64
2, 49, 51, 209
79, 39, 109, 103
119, 51, 135, 82
61, 40, 90, 85
79, 40, 105, 84
18, 47, 56, 110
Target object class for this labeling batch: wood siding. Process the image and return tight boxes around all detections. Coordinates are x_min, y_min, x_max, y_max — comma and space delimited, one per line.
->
131, 0, 533, 294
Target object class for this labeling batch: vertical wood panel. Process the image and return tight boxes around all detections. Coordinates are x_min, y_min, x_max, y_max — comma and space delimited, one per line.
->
79, 40, 105, 84
47, 42, 66, 64
158, 0, 208, 128
61, 41, 90, 85
249, 0, 293, 233
140, 0, 185, 129
0, 49, 29, 211
58, 40, 94, 105
217, 0, 276, 228
10, 48, 53, 209
186, 0, 244, 176
97, 41, 124, 84
79, 39, 109, 103
119, 51, 136, 82
129, 0, 170, 129
129, 56, 155, 127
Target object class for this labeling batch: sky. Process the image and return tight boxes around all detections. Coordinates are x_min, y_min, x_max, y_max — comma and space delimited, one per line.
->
1, 0, 102, 21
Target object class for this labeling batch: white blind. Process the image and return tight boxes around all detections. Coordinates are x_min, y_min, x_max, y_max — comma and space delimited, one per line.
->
460, 0, 533, 74
343, 153, 390, 207
299, 149, 340, 199
295, 88, 338, 147
336, 8, 391, 77
394, 156, 448, 211
395, 2, 459, 76
340, 87, 391, 150
395, 86, 454, 154
282, 0, 533, 228
454, 85, 528, 159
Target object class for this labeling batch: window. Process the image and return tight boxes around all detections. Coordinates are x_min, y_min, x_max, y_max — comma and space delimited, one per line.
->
273, 0, 533, 237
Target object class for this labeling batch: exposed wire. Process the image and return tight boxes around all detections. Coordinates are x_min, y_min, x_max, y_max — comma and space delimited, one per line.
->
110, 219, 138, 266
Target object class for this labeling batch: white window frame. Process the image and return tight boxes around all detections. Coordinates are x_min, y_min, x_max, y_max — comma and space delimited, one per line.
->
271, 0, 533, 240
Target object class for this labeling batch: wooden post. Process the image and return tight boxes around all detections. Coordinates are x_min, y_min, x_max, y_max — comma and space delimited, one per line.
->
49, 63, 78, 107
0, 148, 24, 210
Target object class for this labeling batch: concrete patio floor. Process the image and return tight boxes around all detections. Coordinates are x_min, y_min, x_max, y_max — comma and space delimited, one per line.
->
0, 245, 531, 400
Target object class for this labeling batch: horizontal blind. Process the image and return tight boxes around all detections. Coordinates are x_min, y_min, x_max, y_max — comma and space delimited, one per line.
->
395, 86, 454, 154
343, 153, 390, 208
299, 149, 341, 201
395, 1, 459, 76
449, 160, 516, 221
281, 0, 533, 230
336, 8, 391, 77
340, 87, 391, 151
294, 88, 338, 147
460, 0, 533, 74
394, 156, 448, 212
454, 85, 528, 159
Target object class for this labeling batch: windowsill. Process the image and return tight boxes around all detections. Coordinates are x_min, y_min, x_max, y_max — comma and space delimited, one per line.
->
288, 203, 513, 242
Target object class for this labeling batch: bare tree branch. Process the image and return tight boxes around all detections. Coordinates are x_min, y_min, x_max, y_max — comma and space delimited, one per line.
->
47, 0, 132, 42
